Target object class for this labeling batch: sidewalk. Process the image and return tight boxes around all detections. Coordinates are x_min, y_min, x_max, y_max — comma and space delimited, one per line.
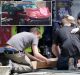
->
19, 69, 80, 75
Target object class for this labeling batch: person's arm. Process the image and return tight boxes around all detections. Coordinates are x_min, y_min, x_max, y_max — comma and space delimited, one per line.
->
52, 29, 61, 57
25, 52, 44, 62
32, 45, 50, 64
52, 44, 61, 57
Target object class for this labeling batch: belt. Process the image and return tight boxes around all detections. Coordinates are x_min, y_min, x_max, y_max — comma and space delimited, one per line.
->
4, 50, 23, 54
4, 44, 24, 54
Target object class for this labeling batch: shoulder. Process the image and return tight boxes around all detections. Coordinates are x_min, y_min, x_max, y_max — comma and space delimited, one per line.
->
17, 32, 32, 35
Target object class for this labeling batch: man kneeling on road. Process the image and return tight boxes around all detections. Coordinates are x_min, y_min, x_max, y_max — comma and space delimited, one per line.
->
4, 28, 51, 73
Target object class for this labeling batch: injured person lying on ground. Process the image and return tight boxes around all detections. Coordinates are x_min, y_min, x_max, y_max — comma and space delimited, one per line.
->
52, 15, 80, 70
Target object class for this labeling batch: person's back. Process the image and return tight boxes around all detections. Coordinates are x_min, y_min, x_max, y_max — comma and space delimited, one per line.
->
56, 26, 80, 56
7, 32, 38, 51
58, 26, 79, 44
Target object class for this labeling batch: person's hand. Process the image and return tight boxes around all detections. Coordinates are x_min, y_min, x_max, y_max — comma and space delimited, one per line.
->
36, 59, 45, 62
71, 28, 79, 33
46, 59, 52, 65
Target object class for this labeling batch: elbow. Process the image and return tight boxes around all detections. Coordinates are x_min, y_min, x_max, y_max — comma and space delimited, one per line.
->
52, 44, 60, 57
34, 52, 40, 58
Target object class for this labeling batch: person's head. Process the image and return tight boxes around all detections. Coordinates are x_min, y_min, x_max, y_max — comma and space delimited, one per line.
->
61, 15, 75, 26
61, 15, 71, 26
77, 12, 80, 25
30, 27, 41, 39
67, 15, 75, 25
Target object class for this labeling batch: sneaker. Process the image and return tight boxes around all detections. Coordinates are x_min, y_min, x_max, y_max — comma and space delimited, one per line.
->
69, 58, 76, 70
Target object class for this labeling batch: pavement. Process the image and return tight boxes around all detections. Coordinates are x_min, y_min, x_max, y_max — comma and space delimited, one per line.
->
17, 69, 80, 75
1, 66, 80, 75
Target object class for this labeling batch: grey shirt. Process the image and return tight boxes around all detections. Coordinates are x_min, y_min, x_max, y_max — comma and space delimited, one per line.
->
7, 32, 39, 51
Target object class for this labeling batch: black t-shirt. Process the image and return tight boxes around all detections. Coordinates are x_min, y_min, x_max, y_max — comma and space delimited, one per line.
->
53, 26, 80, 47
53, 26, 80, 56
